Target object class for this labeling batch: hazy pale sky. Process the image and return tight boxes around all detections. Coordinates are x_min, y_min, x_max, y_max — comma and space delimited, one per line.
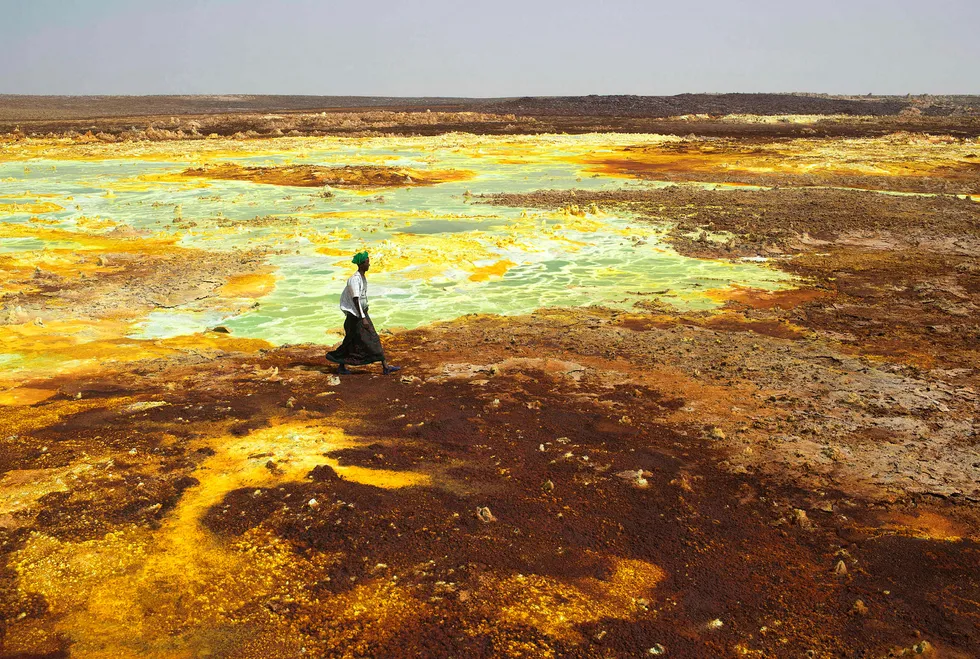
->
2, 0, 977, 95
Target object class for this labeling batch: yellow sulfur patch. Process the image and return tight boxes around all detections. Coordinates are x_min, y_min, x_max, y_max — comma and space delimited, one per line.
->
469, 259, 516, 282
0, 224, 179, 253
492, 556, 665, 641
0, 387, 57, 407
217, 271, 278, 298
7, 419, 431, 657
0, 201, 64, 215
0, 319, 270, 388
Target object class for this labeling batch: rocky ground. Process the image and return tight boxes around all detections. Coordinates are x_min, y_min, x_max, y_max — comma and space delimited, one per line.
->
1, 303, 978, 657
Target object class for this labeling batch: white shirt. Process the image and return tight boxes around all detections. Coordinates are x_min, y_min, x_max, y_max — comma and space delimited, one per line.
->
339, 271, 368, 317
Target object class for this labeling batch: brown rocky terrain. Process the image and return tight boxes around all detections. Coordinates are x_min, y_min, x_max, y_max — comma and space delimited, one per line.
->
3, 94, 980, 141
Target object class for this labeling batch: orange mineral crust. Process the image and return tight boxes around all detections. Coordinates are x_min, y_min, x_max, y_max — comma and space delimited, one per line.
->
180, 162, 475, 188
578, 137, 980, 194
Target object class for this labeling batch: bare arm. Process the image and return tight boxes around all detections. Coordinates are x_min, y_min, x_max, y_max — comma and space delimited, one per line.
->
352, 296, 369, 325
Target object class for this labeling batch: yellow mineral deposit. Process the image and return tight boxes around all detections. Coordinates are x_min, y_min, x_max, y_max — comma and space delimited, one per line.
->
0, 200, 64, 215
0, 319, 270, 395
492, 557, 665, 641
311, 580, 430, 651
878, 511, 977, 542
0, 222, 180, 254
217, 271, 279, 299
6, 420, 430, 657
0, 132, 670, 165
367, 232, 538, 281
468, 259, 517, 282
576, 135, 980, 189
0, 387, 57, 406
95, 172, 213, 193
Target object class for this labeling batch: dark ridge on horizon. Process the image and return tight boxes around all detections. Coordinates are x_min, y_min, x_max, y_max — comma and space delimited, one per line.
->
2, 93, 979, 122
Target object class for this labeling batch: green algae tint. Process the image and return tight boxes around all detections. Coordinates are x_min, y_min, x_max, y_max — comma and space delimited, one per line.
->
0, 134, 794, 345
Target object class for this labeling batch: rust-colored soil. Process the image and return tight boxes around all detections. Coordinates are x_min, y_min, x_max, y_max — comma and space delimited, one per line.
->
2, 312, 978, 657
180, 163, 473, 189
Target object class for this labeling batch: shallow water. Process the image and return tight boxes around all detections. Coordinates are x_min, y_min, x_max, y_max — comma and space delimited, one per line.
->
0, 134, 792, 345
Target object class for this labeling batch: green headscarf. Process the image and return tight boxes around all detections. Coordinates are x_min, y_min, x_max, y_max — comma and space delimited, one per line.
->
352, 251, 369, 266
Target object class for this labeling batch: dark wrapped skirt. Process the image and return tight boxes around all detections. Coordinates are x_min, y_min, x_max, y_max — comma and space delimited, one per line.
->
326, 313, 385, 366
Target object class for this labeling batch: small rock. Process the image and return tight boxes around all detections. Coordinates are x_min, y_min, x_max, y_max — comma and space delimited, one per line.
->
616, 469, 650, 488
457, 589, 471, 603
125, 401, 169, 412
210, 326, 231, 334
648, 644, 666, 655
834, 560, 848, 576
592, 630, 607, 643
542, 480, 555, 493
707, 619, 724, 629
851, 599, 868, 616
475, 506, 496, 523
327, 375, 341, 386
792, 509, 814, 531
670, 474, 693, 493
285, 397, 296, 409
307, 498, 320, 510
708, 426, 726, 441
912, 640, 932, 654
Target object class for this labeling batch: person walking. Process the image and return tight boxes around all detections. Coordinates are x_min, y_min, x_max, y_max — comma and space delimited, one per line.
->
326, 251, 401, 375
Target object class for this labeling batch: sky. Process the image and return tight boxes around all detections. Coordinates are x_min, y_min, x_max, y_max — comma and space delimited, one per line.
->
2, 0, 977, 96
